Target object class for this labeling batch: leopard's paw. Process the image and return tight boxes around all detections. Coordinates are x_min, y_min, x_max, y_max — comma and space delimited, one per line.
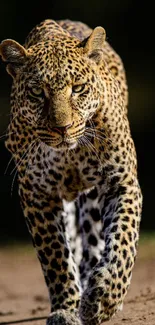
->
46, 309, 82, 325
79, 267, 124, 325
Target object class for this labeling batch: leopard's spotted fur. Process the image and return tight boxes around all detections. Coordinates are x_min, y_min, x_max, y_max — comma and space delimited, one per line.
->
0, 19, 142, 325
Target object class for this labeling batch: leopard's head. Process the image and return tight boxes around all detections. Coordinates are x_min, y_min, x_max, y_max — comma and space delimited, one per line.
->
0, 27, 107, 150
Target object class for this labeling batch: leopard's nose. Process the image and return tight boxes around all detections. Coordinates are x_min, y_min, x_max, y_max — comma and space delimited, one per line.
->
52, 124, 72, 135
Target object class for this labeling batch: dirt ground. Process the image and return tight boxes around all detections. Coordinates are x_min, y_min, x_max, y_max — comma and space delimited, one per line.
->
0, 236, 155, 325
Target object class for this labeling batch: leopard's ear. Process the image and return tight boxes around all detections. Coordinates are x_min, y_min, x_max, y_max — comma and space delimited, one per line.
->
79, 27, 106, 64
0, 39, 27, 78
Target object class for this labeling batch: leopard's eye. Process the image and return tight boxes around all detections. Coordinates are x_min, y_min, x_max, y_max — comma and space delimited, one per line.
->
72, 84, 86, 93
28, 87, 44, 98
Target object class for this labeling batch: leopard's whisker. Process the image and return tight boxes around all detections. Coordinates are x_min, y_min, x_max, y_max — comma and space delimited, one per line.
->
86, 127, 106, 138
4, 155, 15, 175
78, 136, 95, 159
85, 126, 113, 144
10, 140, 37, 196
10, 168, 18, 197
87, 119, 96, 136
10, 112, 20, 123
39, 141, 52, 173
10, 140, 37, 175
85, 131, 105, 143
25, 141, 40, 176
0, 131, 15, 140
83, 135, 102, 167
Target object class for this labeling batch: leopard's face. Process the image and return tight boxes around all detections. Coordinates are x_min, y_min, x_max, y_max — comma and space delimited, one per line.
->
0, 27, 106, 151
13, 43, 105, 150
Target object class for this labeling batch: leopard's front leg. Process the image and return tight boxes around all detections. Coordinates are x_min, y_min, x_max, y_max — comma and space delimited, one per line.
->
80, 177, 142, 325
19, 181, 82, 324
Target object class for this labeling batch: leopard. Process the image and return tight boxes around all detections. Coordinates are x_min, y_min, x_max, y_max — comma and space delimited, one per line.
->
0, 19, 142, 325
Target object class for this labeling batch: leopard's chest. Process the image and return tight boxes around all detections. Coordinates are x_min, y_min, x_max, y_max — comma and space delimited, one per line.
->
59, 150, 106, 201
22, 146, 105, 201
61, 162, 103, 201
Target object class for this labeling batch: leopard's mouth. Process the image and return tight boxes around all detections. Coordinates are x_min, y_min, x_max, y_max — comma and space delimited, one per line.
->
37, 119, 86, 150
37, 130, 81, 150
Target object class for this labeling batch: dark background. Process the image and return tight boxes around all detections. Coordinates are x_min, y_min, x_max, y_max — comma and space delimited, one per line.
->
0, 0, 154, 241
